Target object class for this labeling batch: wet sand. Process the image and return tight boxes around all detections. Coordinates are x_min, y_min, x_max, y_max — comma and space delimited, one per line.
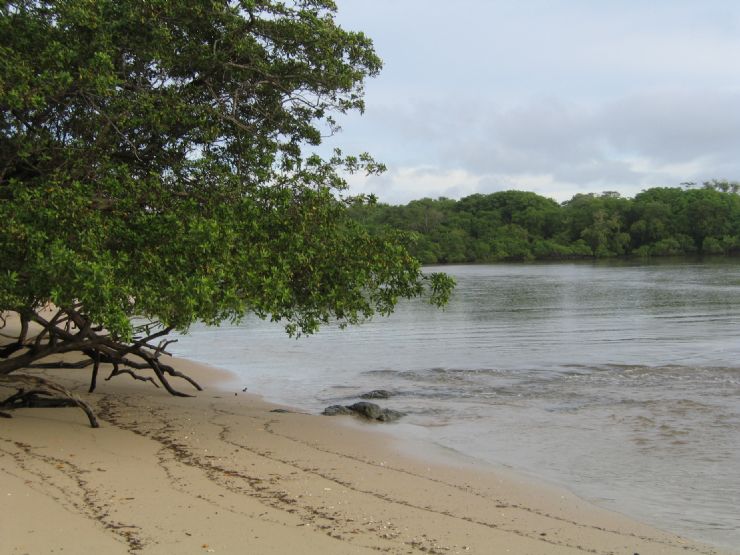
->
0, 355, 733, 555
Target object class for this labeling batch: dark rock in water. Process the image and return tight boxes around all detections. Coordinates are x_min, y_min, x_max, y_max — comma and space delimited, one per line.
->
322, 405, 354, 416
360, 389, 393, 400
348, 401, 383, 420
270, 408, 293, 413
322, 402, 405, 422
377, 409, 405, 422
348, 402, 405, 422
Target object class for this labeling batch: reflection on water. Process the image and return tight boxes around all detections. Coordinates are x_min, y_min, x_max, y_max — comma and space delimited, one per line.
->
173, 259, 740, 549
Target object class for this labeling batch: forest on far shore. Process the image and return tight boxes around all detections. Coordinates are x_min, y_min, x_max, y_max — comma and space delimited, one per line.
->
348, 181, 740, 264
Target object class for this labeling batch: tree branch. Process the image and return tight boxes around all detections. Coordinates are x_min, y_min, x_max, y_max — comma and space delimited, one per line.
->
0, 374, 98, 428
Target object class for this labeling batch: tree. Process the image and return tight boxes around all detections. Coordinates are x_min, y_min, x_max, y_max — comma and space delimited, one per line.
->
702, 179, 740, 194
684, 188, 736, 250
580, 209, 628, 256
0, 0, 454, 425
561, 192, 630, 256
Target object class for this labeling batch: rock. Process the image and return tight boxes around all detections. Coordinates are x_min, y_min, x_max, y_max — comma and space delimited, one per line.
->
347, 401, 383, 419
322, 405, 354, 416
322, 402, 405, 422
348, 402, 405, 422
270, 408, 293, 413
360, 389, 393, 400
377, 409, 405, 422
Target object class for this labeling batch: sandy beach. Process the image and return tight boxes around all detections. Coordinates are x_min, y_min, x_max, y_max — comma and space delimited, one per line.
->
0, 353, 734, 555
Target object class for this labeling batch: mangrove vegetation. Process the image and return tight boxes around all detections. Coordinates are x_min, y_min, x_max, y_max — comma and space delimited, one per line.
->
349, 181, 740, 263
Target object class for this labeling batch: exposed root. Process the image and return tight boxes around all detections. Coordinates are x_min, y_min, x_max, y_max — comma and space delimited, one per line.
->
106, 365, 160, 388
0, 307, 202, 427
0, 374, 99, 428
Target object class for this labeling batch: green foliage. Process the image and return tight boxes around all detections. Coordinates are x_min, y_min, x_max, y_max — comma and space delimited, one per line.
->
350, 185, 740, 263
0, 0, 453, 341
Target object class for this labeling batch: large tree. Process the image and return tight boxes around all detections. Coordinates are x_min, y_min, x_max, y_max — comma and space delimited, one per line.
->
0, 0, 454, 425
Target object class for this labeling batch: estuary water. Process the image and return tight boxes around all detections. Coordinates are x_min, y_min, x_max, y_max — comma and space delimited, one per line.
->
172, 259, 740, 549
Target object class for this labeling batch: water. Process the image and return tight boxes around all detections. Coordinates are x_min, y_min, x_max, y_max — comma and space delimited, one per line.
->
172, 259, 740, 550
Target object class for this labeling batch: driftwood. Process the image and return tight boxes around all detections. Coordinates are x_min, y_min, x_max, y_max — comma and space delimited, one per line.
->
0, 306, 201, 427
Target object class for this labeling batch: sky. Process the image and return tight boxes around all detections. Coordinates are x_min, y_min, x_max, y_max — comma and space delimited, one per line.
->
321, 0, 740, 205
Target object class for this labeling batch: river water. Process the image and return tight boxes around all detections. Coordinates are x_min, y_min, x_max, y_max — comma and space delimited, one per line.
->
172, 259, 740, 550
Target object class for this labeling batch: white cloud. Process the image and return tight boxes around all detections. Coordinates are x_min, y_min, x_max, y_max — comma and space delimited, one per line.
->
346, 167, 591, 204
329, 1, 740, 203
345, 167, 487, 204
347, 150, 728, 206
338, 89, 740, 204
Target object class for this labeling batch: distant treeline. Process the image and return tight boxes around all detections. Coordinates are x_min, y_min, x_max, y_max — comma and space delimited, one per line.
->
348, 181, 740, 264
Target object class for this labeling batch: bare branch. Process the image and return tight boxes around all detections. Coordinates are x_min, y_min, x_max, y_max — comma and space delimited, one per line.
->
0, 373, 99, 428
0, 309, 202, 426
106, 365, 159, 388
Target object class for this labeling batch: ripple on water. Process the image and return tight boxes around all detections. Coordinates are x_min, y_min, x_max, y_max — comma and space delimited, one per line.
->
173, 261, 740, 550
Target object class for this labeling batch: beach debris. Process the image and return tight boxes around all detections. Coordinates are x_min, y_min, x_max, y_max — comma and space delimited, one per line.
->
359, 389, 393, 399
322, 401, 405, 422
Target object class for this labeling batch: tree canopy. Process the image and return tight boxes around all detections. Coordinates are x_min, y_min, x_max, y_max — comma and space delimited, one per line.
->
0, 0, 454, 424
349, 183, 740, 263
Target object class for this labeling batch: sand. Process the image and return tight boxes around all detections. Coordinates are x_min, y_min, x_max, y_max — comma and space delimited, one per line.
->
0, 351, 734, 555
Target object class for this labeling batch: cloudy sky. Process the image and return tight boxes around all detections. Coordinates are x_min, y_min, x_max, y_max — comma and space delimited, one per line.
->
322, 0, 740, 205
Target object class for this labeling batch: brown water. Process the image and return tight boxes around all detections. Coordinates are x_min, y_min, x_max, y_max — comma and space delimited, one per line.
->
173, 259, 740, 550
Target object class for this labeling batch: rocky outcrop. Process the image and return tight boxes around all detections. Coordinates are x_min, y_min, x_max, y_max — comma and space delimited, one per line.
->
321, 405, 355, 416
322, 401, 405, 422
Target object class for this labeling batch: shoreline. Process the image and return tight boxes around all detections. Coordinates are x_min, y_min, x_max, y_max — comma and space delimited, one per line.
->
0, 354, 734, 554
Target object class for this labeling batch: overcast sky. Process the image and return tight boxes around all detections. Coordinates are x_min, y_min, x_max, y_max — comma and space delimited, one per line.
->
322, 0, 740, 205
